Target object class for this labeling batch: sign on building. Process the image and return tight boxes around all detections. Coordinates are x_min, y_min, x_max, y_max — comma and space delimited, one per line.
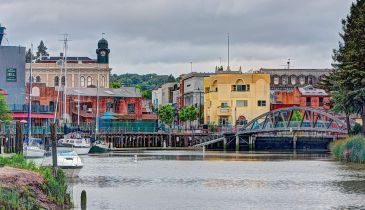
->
6, 68, 17, 82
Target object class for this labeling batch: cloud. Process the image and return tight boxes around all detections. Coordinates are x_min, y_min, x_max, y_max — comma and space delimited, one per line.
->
0, 0, 353, 76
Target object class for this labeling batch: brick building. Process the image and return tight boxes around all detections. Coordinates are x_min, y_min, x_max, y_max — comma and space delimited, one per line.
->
272, 85, 330, 110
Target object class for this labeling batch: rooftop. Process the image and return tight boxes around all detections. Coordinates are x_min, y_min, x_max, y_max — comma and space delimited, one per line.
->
66, 87, 141, 98
298, 85, 328, 96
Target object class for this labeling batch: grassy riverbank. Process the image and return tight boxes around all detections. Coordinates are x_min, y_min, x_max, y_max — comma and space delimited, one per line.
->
0, 154, 72, 209
331, 135, 365, 163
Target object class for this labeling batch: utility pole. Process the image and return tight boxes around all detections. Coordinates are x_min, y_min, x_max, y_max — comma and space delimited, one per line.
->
190, 62, 193, 73
60, 34, 70, 124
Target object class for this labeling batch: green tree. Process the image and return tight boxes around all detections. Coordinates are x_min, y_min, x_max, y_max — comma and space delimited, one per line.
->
323, 0, 365, 134
179, 105, 198, 129
36, 40, 49, 61
25, 48, 35, 63
0, 95, 12, 122
159, 105, 175, 128
142, 90, 152, 99
110, 82, 121, 88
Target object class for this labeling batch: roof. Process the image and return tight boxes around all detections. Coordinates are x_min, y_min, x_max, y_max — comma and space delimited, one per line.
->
260, 68, 332, 72
298, 85, 328, 96
39, 56, 94, 61
180, 72, 212, 80
66, 87, 142, 98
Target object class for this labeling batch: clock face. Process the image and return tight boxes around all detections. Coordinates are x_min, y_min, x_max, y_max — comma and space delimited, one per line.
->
100, 50, 106, 56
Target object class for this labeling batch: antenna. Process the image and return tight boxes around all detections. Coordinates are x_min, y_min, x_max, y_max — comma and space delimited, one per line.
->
287, 58, 291, 69
102, 32, 105, 38
227, 32, 230, 71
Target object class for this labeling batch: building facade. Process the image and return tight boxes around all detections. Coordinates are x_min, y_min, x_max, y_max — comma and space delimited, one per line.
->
25, 38, 111, 89
204, 72, 270, 126
152, 82, 179, 109
260, 68, 331, 91
0, 44, 26, 104
272, 85, 330, 110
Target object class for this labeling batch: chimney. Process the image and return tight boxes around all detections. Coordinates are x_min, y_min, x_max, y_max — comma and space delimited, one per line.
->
0, 24, 6, 46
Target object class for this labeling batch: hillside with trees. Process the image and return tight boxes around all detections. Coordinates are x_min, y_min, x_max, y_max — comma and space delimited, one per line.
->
109, 73, 177, 99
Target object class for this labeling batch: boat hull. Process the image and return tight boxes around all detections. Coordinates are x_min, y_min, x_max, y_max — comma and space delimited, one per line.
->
61, 166, 83, 177
23, 146, 45, 158
57, 146, 90, 155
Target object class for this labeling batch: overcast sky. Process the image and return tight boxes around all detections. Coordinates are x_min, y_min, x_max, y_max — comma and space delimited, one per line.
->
0, 0, 353, 76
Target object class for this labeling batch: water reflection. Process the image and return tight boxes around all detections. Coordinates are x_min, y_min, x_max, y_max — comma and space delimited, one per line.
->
70, 151, 365, 210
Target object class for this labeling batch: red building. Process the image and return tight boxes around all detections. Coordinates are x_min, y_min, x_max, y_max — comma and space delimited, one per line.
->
15, 83, 156, 125
272, 85, 330, 110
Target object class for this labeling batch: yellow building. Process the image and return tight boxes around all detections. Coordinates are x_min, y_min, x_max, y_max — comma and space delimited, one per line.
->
204, 71, 270, 126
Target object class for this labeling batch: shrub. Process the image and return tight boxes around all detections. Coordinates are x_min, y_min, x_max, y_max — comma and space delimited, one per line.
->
330, 135, 365, 163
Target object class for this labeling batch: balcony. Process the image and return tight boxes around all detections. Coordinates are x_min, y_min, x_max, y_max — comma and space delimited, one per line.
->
9, 104, 54, 113
217, 107, 231, 115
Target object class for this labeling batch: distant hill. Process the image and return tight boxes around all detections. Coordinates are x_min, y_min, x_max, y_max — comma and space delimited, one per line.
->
110, 73, 177, 90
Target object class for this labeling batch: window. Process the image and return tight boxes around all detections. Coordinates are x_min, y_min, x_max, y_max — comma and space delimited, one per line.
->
306, 97, 311, 106
54, 76, 59, 86
219, 117, 229, 126
187, 84, 191, 87
100, 76, 105, 87
319, 97, 324, 106
61, 76, 65, 86
290, 76, 296, 85
128, 103, 135, 113
273, 77, 279, 85
257, 100, 266, 107
221, 102, 229, 108
232, 84, 250, 92
236, 100, 248, 107
80, 76, 85, 87
87, 76, 92, 87
299, 76, 306, 85
282, 75, 288, 85
36, 76, 41, 83
32, 87, 40, 97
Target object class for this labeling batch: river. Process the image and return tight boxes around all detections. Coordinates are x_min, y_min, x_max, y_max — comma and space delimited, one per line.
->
69, 151, 365, 210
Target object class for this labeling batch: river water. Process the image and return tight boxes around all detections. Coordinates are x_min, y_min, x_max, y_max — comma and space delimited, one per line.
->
69, 151, 365, 210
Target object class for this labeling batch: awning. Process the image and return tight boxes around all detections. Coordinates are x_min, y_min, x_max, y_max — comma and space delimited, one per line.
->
12, 113, 55, 119
100, 111, 117, 120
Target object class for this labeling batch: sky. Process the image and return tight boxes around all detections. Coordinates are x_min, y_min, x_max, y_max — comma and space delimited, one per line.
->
0, 0, 354, 76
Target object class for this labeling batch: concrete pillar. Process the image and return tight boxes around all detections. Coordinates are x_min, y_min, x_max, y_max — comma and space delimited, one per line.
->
249, 135, 255, 150
235, 135, 240, 152
223, 137, 227, 151
293, 136, 297, 150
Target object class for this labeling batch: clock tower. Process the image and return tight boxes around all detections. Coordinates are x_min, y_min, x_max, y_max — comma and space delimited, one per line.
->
96, 38, 110, 64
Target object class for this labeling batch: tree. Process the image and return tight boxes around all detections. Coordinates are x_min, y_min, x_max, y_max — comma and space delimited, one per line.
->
36, 40, 49, 61
25, 48, 35, 63
0, 94, 12, 122
110, 82, 121, 88
323, 0, 365, 134
179, 105, 198, 129
158, 105, 175, 128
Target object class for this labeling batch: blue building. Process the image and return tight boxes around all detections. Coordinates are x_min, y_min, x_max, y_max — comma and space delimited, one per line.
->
0, 24, 26, 105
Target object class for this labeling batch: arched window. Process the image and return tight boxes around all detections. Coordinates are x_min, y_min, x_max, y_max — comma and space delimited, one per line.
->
87, 76, 92, 87
299, 76, 306, 85
54, 76, 59, 86
308, 75, 315, 85
32, 87, 40, 97
211, 80, 218, 92
80, 76, 85, 87
273, 76, 279, 85
281, 75, 288, 85
100, 76, 105, 87
61, 76, 65, 86
290, 75, 296, 85
35, 76, 41, 83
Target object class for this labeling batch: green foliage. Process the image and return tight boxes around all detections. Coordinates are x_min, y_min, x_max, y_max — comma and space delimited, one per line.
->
208, 122, 217, 132
0, 94, 12, 122
0, 187, 39, 209
110, 73, 176, 91
331, 135, 365, 163
291, 110, 303, 122
322, 0, 365, 133
110, 82, 121, 88
179, 105, 199, 123
350, 123, 362, 135
0, 154, 72, 208
25, 48, 35, 63
36, 40, 49, 61
159, 104, 175, 126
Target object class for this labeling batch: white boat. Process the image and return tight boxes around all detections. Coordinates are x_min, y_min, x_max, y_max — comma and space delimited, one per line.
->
41, 151, 83, 177
57, 151, 83, 177
57, 133, 91, 155
23, 138, 45, 158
